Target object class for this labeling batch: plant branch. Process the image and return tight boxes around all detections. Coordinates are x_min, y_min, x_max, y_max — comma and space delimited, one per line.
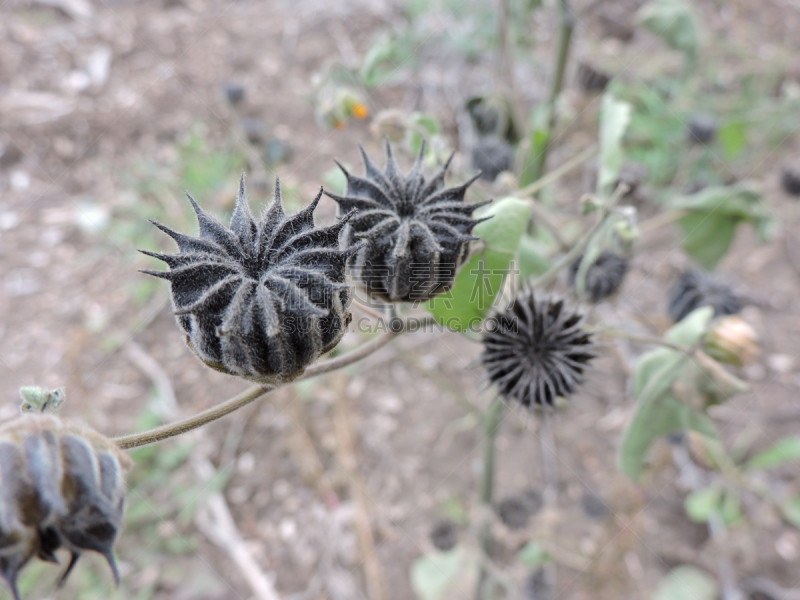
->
638, 208, 689, 234
529, 0, 575, 185
597, 328, 692, 355
114, 319, 422, 449
516, 144, 598, 198
475, 398, 505, 600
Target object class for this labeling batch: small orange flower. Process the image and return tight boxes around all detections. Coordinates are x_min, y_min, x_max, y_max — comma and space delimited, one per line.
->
352, 103, 369, 119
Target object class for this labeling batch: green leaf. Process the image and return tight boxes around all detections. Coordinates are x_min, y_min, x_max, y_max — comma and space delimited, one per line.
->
322, 166, 347, 196
424, 198, 530, 332
410, 548, 477, 600
637, 0, 699, 75
780, 497, 800, 529
517, 235, 551, 278
665, 306, 714, 346
405, 112, 441, 157
672, 184, 777, 270
746, 437, 800, 471
597, 94, 632, 197
684, 486, 721, 523
651, 566, 719, 600
631, 348, 686, 404
359, 33, 396, 87
517, 541, 551, 567
717, 121, 748, 161
519, 104, 550, 188
618, 393, 717, 481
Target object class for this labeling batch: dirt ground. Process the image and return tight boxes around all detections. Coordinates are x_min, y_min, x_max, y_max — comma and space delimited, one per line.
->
1, 0, 800, 598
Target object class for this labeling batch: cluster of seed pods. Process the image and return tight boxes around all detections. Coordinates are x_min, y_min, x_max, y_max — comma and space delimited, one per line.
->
0, 414, 130, 600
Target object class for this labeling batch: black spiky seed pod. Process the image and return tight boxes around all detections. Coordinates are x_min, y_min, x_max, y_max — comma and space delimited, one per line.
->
472, 136, 514, 182
687, 114, 717, 144
481, 290, 594, 408
325, 142, 489, 302
568, 251, 629, 303
429, 519, 458, 552
667, 269, 741, 323
144, 177, 358, 384
0, 414, 130, 600
780, 165, 800, 196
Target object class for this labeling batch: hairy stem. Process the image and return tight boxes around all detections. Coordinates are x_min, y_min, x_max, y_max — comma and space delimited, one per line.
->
475, 398, 505, 600
115, 319, 419, 449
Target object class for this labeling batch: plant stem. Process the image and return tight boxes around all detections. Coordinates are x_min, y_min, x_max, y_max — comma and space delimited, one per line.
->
515, 144, 598, 199
638, 208, 689, 234
114, 319, 420, 449
529, 0, 575, 186
530, 183, 627, 289
475, 398, 505, 600
598, 328, 692, 355
539, 407, 558, 505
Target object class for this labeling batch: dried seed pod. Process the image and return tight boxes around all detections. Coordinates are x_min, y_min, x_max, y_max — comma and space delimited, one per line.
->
568, 251, 629, 303
667, 269, 741, 323
580, 490, 609, 519
495, 495, 533, 530
144, 177, 357, 384
481, 289, 594, 408
0, 414, 130, 600
429, 518, 458, 552
523, 568, 550, 600
577, 61, 611, 93
471, 136, 514, 182
780, 165, 800, 196
222, 82, 245, 106
326, 142, 488, 302
687, 114, 717, 144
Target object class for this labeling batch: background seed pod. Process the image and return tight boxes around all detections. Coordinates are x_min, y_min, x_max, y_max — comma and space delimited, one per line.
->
471, 136, 514, 182
568, 251, 629, 303
780, 165, 800, 196
495, 495, 532, 530
326, 142, 488, 302
0, 414, 130, 600
145, 178, 357, 384
429, 518, 458, 552
687, 114, 717, 144
576, 61, 611, 93
481, 289, 595, 408
667, 269, 741, 323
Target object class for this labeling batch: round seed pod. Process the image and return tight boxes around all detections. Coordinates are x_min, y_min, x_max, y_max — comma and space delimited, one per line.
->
0, 414, 130, 600
325, 142, 488, 302
577, 61, 611, 93
495, 495, 532, 530
472, 136, 514, 182
780, 165, 800, 196
429, 519, 458, 552
667, 269, 741, 323
568, 251, 629, 303
580, 490, 609, 519
481, 289, 595, 408
523, 568, 550, 600
687, 114, 717, 144
144, 177, 358, 384
222, 82, 245, 106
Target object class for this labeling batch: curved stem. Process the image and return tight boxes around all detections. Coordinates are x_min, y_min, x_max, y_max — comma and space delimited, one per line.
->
638, 208, 689, 234
115, 318, 424, 450
515, 144, 598, 199
597, 328, 691, 355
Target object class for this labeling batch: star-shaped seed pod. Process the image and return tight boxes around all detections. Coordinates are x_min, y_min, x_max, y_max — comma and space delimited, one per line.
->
144, 177, 359, 384
325, 142, 489, 302
481, 289, 595, 408
667, 269, 741, 323
0, 414, 130, 600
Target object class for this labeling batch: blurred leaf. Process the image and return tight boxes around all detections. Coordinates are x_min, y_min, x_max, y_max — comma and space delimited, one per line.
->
425, 198, 530, 332
672, 184, 777, 269
632, 348, 686, 404
410, 547, 477, 600
651, 566, 719, 600
717, 121, 748, 160
517, 541, 551, 567
519, 104, 549, 188
405, 112, 441, 157
618, 393, 717, 481
517, 235, 551, 278
746, 437, 800, 471
665, 306, 714, 345
440, 497, 468, 525
359, 33, 396, 87
781, 497, 800, 529
637, 0, 699, 75
684, 486, 721, 523
597, 94, 632, 197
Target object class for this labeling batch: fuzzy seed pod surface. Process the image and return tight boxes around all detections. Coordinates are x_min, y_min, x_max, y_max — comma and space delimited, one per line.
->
577, 62, 611, 92
0, 414, 130, 600
145, 177, 357, 384
568, 251, 629, 303
481, 289, 594, 408
471, 136, 514, 182
667, 269, 741, 323
687, 114, 717, 144
326, 142, 488, 302
429, 519, 458, 552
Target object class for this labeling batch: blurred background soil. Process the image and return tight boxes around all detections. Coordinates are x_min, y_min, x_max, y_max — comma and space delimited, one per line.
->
1, 0, 800, 598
